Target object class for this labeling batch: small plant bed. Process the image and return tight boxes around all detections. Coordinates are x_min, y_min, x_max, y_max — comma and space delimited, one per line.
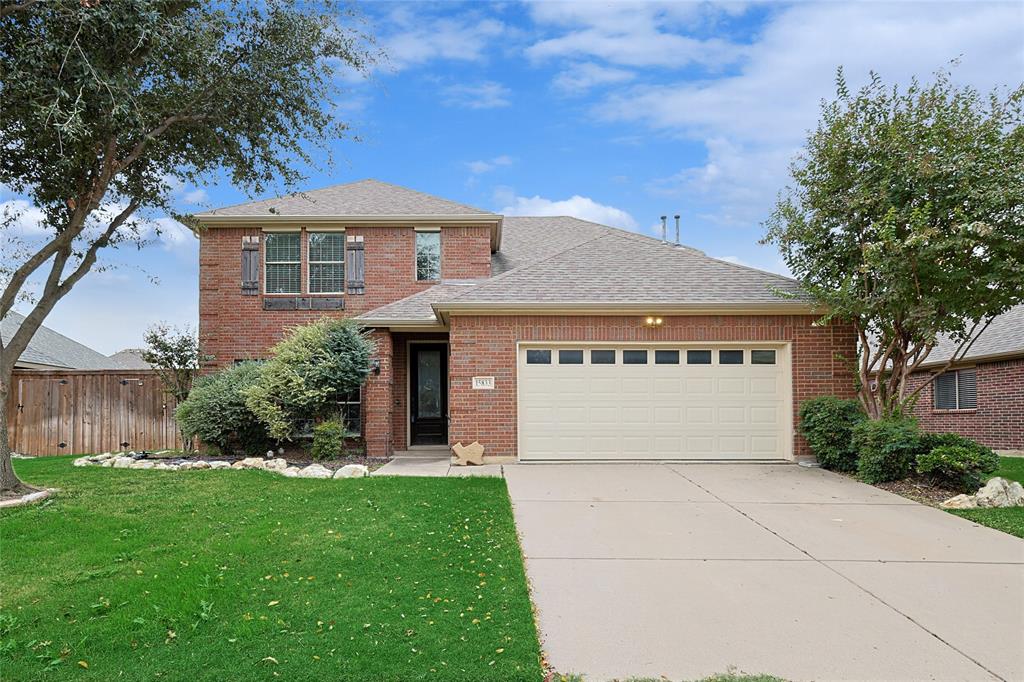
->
946, 457, 1024, 539
1, 456, 542, 680
871, 476, 962, 507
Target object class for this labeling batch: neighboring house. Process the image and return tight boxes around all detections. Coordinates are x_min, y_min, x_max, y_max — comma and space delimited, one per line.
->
106, 348, 153, 370
194, 179, 856, 461
907, 304, 1024, 453
2, 311, 114, 370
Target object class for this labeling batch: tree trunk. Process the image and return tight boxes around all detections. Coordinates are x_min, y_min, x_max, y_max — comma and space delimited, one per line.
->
0, 373, 26, 492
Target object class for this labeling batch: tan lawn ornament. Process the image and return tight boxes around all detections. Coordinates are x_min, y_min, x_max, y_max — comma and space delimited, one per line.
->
451, 441, 485, 466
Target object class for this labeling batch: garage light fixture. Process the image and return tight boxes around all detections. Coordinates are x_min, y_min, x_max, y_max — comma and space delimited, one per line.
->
643, 316, 663, 327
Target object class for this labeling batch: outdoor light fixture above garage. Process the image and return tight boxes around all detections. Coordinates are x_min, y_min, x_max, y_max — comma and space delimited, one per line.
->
644, 316, 664, 327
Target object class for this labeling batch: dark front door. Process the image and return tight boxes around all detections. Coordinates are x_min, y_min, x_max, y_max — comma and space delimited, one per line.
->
410, 343, 448, 445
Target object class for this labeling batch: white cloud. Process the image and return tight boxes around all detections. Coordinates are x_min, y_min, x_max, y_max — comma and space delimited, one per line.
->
526, 1, 747, 69
182, 188, 207, 205
592, 2, 1023, 227
499, 192, 638, 230
466, 155, 514, 175
381, 8, 506, 71
442, 81, 511, 109
552, 62, 635, 95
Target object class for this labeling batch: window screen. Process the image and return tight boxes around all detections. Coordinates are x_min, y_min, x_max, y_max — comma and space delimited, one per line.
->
687, 350, 712, 364
655, 350, 680, 365
308, 232, 345, 293
719, 350, 744, 365
264, 232, 300, 294
558, 350, 584, 364
526, 349, 551, 365
416, 231, 441, 281
623, 350, 648, 365
591, 350, 615, 364
751, 350, 776, 365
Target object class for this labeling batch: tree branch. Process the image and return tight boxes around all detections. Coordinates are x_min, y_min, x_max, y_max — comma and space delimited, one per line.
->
0, 0, 40, 18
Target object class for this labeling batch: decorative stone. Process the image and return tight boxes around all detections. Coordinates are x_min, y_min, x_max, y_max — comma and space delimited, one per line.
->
976, 477, 1024, 508
101, 459, 116, 467
266, 450, 275, 458
281, 466, 302, 478
208, 461, 232, 470
191, 460, 211, 470
451, 441, 485, 466
334, 464, 369, 479
263, 458, 289, 472
94, 452, 115, 461
112, 456, 134, 468
233, 457, 266, 469
129, 460, 155, 469
155, 462, 178, 471
177, 461, 193, 470
297, 463, 333, 479
73, 457, 91, 467
939, 494, 978, 510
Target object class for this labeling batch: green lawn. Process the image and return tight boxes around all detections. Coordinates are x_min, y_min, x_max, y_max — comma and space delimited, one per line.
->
948, 456, 1024, 538
0, 457, 541, 681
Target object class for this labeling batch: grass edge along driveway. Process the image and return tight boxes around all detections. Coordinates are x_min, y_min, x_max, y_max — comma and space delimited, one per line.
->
948, 456, 1024, 538
0, 456, 541, 681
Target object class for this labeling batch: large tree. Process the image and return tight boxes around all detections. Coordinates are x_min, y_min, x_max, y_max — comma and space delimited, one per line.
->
0, 0, 376, 492
764, 68, 1024, 419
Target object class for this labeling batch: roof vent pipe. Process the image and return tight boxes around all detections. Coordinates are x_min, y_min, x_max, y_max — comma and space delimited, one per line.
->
660, 215, 667, 244
674, 215, 680, 245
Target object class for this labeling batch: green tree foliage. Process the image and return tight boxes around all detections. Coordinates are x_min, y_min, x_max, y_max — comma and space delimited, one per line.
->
175, 362, 271, 456
763, 67, 1024, 419
244, 318, 373, 441
141, 323, 208, 450
0, 0, 377, 490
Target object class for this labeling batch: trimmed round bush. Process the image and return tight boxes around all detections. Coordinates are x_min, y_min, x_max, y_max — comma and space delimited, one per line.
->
798, 396, 866, 472
175, 362, 272, 455
916, 437, 998, 492
852, 418, 921, 483
311, 420, 346, 461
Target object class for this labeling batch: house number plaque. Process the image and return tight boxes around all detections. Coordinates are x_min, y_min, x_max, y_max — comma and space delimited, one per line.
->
471, 376, 495, 390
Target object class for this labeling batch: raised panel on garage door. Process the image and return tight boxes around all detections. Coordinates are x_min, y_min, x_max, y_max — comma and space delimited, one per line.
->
518, 344, 791, 461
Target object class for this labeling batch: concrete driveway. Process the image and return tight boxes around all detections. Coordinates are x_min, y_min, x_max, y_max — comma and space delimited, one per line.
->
504, 463, 1024, 682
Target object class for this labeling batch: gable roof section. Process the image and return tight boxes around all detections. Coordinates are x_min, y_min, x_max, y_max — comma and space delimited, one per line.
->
2, 312, 116, 369
354, 281, 484, 325
440, 229, 809, 312
921, 304, 1024, 367
195, 179, 496, 219
491, 216, 618, 275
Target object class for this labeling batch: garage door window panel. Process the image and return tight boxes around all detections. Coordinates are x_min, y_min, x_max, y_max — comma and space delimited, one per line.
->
590, 350, 616, 365
719, 350, 744, 365
751, 350, 776, 365
526, 349, 551, 365
687, 350, 712, 364
558, 350, 584, 365
655, 350, 680, 365
623, 350, 648, 365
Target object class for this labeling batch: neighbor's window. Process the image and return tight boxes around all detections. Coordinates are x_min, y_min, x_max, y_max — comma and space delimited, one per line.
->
264, 232, 301, 294
308, 232, 345, 294
416, 230, 441, 281
933, 368, 977, 410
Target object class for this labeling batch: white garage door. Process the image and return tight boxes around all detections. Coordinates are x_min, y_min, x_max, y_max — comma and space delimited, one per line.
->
518, 344, 792, 461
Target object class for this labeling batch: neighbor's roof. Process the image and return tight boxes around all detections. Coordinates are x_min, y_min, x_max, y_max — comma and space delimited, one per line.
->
357, 216, 809, 325
106, 348, 153, 369
195, 179, 497, 219
2, 312, 116, 370
922, 304, 1024, 367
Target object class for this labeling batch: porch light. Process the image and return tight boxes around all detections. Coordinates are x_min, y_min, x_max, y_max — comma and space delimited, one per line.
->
643, 316, 664, 327
371, 359, 381, 375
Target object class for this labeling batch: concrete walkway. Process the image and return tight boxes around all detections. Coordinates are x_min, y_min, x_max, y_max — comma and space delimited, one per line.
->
371, 456, 503, 477
505, 463, 1024, 682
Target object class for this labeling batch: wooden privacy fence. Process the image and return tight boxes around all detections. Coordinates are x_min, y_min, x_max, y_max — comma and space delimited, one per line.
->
6, 369, 181, 456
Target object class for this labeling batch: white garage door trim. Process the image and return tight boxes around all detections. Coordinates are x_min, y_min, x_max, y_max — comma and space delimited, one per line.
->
516, 341, 794, 462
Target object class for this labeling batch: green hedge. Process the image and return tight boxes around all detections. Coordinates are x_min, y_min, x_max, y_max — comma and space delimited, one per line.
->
852, 418, 921, 483
798, 396, 866, 471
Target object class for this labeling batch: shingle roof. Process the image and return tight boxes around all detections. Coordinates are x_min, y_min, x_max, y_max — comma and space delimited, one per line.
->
196, 179, 496, 218
923, 304, 1024, 366
446, 228, 807, 307
2, 312, 116, 369
354, 281, 485, 323
106, 348, 153, 369
357, 216, 808, 323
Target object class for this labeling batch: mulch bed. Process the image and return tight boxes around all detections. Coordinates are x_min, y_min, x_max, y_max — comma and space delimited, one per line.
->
871, 476, 962, 507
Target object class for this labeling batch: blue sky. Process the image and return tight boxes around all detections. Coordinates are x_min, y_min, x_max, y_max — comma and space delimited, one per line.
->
7, 0, 1022, 354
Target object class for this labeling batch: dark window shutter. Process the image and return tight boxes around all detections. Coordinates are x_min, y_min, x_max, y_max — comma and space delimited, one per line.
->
346, 236, 365, 295
956, 369, 977, 409
241, 236, 260, 295
933, 372, 957, 409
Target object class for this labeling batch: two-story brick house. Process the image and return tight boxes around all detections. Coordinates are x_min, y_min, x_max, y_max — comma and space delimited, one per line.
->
195, 179, 856, 461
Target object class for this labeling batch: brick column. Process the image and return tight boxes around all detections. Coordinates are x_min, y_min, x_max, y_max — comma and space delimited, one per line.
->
363, 330, 393, 457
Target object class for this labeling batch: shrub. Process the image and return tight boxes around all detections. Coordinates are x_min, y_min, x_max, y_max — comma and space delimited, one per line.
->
311, 420, 346, 461
244, 318, 373, 440
916, 438, 999, 492
798, 396, 866, 471
852, 418, 921, 483
175, 362, 272, 455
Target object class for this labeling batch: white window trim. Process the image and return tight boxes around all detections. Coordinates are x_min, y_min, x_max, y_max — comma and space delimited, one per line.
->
263, 231, 301, 295
307, 230, 346, 295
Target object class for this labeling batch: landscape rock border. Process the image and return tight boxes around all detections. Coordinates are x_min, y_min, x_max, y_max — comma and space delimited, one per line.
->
0, 487, 56, 509
72, 453, 369, 480
940, 477, 1024, 510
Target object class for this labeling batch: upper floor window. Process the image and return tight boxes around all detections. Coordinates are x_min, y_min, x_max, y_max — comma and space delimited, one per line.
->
934, 368, 977, 410
416, 230, 441, 281
264, 232, 301, 294
308, 232, 345, 294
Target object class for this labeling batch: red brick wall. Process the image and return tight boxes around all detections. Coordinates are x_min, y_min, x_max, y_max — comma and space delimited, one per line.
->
447, 314, 857, 458
198, 225, 490, 369
908, 358, 1024, 450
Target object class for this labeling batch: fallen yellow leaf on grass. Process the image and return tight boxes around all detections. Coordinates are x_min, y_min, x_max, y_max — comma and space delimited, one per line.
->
77, 661, 88, 669
261, 656, 278, 665
268, 600, 279, 607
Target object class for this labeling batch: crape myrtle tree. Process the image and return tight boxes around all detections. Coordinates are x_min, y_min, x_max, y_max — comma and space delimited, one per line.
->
0, 0, 377, 492
763, 67, 1024, 420
141, 323, 209, 452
